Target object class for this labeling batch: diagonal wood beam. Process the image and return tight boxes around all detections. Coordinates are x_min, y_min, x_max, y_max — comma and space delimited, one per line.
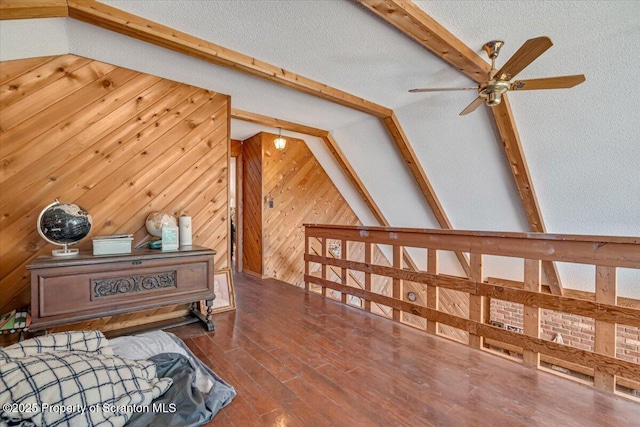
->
0, 0, 68, 19
359, 0, 490, 84
384, 112, 470, 276
322, 132, 388, 227
360, 0, 562, 294
66, 0, 391, 118
491, 97, 562, 293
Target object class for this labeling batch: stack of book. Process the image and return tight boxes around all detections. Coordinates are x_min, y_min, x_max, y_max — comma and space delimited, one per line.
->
92, 234, 134, 255
0, 308, 30, 335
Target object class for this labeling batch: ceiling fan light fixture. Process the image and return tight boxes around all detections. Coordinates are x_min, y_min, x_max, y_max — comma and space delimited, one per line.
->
486, 91, 502, 106
274, 128, 286, 151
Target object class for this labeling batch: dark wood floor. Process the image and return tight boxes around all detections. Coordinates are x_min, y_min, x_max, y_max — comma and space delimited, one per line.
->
169, 273, 639, 427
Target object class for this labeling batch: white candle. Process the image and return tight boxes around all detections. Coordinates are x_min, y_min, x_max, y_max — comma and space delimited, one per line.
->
179, 216, 192, 246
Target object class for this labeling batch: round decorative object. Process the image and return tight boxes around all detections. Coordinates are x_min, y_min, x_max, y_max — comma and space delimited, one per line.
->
407, 291, 417, 302
145, 211, 177, 237
37, 199, 92, 256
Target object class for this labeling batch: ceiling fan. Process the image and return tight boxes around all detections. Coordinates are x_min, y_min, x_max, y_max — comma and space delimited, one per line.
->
409, 36, 585, 115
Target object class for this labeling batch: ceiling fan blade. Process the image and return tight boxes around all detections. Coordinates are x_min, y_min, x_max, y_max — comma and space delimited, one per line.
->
510, 74, 585, 91
495, 36, 553, 80
459, 97, 485, 116
409, 87, 477, 93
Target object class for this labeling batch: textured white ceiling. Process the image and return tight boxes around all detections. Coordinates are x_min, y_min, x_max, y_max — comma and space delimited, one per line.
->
0, 18, 68, 60
1, 1, 638, 294
100, 0, 469, 109
418, 0, 640, 236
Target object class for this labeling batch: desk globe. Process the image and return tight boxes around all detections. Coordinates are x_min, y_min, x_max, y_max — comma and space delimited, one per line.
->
145, 211, 177, 237
37, 199, 92, 256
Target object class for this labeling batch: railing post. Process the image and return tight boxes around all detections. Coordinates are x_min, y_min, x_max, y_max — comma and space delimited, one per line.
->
341, 240, 349, 304
364, 242, 372, 312
594, 266, 617, 392
426, 248, 439, 334
469, 252, 484, 349
523, 259, 542, 367
321, 238, 327, 296
304, 231, 310, 291
392, 245, 403, 321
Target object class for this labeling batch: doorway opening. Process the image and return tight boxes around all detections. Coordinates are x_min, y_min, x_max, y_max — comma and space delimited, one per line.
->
230, 140, 242, 272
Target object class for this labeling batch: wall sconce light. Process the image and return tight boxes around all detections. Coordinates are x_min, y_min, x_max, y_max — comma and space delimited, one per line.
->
274, 128, 287, 151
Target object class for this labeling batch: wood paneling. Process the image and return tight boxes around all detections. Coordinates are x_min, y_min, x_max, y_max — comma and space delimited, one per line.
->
230, 110, 446, 329
240, 131, 387, 290
0, 55, 230, 327
261, 132, 364, 287
307, 238, 391, 316
242, 133, 263, 276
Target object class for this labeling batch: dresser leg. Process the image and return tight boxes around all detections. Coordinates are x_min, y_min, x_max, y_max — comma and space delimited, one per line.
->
191, 301, 215, 331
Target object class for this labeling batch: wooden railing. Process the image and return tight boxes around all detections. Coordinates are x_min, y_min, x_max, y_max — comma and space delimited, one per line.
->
304, 224, 640, 397
308, 237, 391, 314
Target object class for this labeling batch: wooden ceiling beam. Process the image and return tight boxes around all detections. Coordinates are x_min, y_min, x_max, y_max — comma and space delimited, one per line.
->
359, 0, 490, 83
66, 0, 391, 118
491, 97, 562, 294
231, 109, 327, 139
361, 0, 562, 294
0, 0, 68, 19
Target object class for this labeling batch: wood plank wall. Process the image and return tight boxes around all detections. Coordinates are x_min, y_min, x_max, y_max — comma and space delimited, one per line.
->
238, 132, 396, 316
241, 133, 263, 276
0, 55, 230, 330
257, 132, 375, 287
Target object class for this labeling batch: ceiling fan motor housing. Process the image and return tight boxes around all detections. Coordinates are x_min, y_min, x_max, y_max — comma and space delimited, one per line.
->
479, 80, 509, 106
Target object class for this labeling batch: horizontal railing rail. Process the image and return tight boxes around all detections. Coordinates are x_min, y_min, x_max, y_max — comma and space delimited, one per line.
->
304, 224, 640, 398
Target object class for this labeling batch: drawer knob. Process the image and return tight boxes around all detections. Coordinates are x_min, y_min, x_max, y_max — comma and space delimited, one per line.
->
132, 261, 142, 265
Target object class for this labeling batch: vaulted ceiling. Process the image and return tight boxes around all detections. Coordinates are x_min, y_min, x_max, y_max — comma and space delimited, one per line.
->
1, 0, 638, 295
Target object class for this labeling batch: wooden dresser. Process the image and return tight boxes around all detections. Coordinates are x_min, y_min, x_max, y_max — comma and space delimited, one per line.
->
28, 246, 216, 332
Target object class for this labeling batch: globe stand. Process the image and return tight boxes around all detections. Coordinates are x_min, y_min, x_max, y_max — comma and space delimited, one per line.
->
52, 243, 79, 257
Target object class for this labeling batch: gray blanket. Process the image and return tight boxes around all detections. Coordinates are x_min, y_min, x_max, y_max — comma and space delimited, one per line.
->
126, 353, 212, 427
111, 331, 235, 427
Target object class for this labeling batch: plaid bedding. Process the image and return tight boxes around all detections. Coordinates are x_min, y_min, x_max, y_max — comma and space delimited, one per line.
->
0, 331, 172, 427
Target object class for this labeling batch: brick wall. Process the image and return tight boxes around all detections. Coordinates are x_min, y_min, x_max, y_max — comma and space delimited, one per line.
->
490, 299, 639, 363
